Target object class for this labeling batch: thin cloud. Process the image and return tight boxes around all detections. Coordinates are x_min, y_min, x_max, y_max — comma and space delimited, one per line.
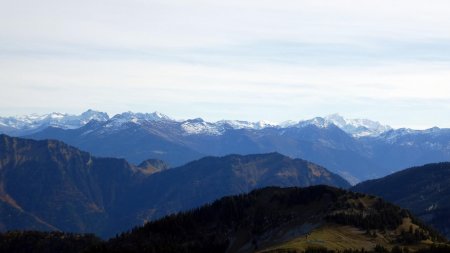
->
1, 0, 450, 128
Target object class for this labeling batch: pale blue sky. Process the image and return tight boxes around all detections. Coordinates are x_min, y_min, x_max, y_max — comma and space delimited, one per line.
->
1, 0, 450, 128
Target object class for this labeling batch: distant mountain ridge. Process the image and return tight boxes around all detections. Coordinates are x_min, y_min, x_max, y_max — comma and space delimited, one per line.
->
0, 134, 348, 238
0, 110, 389, 137
0, 110, 109, 136
292, 113, 392, 137
3, 110, 450, 182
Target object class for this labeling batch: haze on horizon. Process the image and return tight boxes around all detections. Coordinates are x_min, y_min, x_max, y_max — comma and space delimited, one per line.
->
1, 0, 450, 129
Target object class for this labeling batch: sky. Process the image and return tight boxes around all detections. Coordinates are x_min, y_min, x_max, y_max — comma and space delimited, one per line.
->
1, 0, 450, 129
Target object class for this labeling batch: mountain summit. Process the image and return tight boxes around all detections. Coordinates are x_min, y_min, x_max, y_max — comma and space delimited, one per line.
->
294, 113, 392, 137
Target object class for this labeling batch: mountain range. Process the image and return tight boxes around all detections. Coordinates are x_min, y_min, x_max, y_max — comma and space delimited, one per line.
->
352, 162, 450, 239
0, 110, 388, 138
0, 134, 348, 238
0, 110, 110, 136
3, 110, 449, 183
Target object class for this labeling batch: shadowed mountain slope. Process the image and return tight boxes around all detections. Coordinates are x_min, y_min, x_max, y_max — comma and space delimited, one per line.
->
352, 162, 450, 239
0, 134, 349, 238
93, 186, 447, 253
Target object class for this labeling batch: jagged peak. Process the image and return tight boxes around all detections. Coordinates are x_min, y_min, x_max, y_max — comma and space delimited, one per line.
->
0, 110, 110, 133
292, 114, 392, 137
111, 111, 171, 122
216, 119, 276, 130
81, 109, 108, 117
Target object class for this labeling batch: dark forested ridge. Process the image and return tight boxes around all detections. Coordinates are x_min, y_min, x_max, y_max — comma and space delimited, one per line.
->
0, 134, 348, 238
0, 231, 101, 253
1, 186, 447, 253
352, 162, 450, 239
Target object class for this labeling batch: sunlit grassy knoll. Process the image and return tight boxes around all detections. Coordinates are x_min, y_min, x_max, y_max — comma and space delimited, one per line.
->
258, 225, 382, 252
258, 220, 436, 253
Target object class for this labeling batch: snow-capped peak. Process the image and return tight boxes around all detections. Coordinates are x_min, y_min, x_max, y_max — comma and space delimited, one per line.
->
296, 117, 334, 129
0, 110, 392, 138
216, 120, 276, 130
105, 111, 172, 129
378, 126, 448, 143
279, 120, 299, 128
151, 111, 171, 121
111, 111, 170, 121
325, 114, 346, 126
181, 118, 222, 135
179, 119, 277, 136
291, 114, 391, 137
255, 120, 277, 129
324, 114, 391, 137
48, 112, 65, 119
80, 109, 109, 123
0, 110, 110, 135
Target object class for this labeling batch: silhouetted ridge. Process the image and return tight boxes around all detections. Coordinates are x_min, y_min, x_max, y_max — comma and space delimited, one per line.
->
0, 185, 447, 252
352, 162, 450, 239
91, 186, 446, 253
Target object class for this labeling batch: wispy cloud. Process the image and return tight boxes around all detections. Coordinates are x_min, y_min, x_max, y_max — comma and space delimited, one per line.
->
1, 0, 450, 128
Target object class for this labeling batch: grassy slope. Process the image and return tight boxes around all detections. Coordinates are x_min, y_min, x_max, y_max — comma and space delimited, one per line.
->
259, 218, 435, 253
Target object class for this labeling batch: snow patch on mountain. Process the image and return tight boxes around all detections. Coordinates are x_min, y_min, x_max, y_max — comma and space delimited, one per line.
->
104, 111, 172, 129
181, 118, 223, 135
292, 114, 391, 137
0, 110, 392, 138
179, 119, 278, 135
376, 127, 450, 146
296, 117, 334, 129
216, 120, 276, 130
279, 120, 298, 128
0, 110, 110, 135
325, 114, 392, 137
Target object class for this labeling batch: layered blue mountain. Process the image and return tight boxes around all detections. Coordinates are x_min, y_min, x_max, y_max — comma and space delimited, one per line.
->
3, 110, 450, 182
352, 162, 450, 238
0, 134, 348, 237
